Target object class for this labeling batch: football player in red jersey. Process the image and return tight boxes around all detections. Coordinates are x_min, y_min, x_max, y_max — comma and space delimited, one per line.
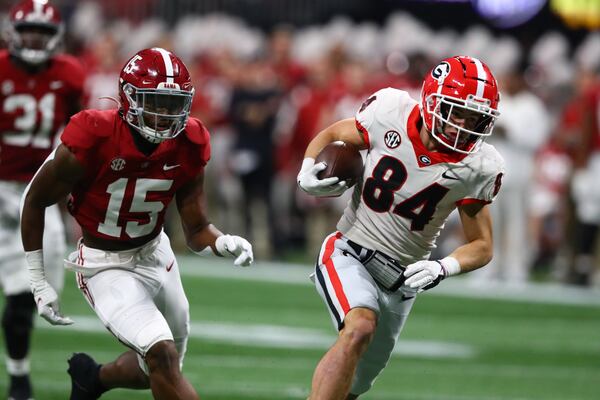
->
21, 47, 253, 400
0, 0, 84, 399
297, 56, 504, 399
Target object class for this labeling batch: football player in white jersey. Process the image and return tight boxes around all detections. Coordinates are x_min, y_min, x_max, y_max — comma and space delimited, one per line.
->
297, 55, 504, 399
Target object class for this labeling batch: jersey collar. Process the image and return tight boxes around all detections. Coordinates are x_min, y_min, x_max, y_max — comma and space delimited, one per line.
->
407, 105, 468, 167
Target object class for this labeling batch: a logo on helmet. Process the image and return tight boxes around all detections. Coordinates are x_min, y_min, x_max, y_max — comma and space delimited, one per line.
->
110, 158, 126, 171
431, 61, 451, 83
123, 55, 142, 75
157, 82, 180, 90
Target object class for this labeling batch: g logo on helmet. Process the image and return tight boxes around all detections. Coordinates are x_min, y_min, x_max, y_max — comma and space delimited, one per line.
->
431, 61, 451, 83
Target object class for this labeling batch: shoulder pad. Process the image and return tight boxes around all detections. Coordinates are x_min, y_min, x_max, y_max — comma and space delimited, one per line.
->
184, 117, 210, 145
478, 143, 505, 175
71, 110, 117, 137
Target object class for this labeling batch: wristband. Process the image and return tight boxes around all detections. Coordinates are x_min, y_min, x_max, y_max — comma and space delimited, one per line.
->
25, 249, 45, 285
440, 256, 461, 277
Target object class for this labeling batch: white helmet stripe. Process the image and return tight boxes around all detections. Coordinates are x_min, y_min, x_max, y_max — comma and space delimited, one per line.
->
472, 58, 486, 98
155, 47, 174, 84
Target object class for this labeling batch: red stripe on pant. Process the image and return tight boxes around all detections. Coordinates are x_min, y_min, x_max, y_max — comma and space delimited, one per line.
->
321, 232, 350, 314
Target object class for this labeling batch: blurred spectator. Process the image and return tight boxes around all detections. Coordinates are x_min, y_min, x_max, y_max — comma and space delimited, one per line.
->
228, 55, 282, 258
277, 57, 337, 254
268, 25, 306, 91
569, 70, 600, 286
473, 62, 551, 285
528, 66, 594, 280
81, 32, 121, 109
3, 1, 599, 280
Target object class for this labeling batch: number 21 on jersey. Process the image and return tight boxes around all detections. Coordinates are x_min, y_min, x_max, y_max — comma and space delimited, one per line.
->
98, 178, 173, 239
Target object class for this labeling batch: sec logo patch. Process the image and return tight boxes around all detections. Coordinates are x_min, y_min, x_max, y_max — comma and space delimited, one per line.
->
384, 130, 401, 149
110, 158, 126, 171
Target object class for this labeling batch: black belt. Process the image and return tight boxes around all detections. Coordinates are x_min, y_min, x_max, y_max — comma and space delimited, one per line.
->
346, 238, 368, 257
345, 238, 406, 292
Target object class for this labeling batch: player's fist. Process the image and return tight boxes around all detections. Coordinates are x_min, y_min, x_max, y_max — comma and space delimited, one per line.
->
31, 282, 74, 326
215, 234, 254, 266
297, 158, 349, 197
404, 257, 461, 292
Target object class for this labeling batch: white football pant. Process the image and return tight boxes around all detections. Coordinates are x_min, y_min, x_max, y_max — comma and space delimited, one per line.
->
0, 181, 65, 295
67, 232, 190, 375
311, 231, 416, 395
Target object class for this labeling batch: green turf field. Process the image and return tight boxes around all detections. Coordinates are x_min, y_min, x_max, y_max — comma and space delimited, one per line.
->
1, 256, 599, 399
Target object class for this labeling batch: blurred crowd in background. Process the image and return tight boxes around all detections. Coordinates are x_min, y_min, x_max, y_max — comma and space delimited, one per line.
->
2, 1, 600, 287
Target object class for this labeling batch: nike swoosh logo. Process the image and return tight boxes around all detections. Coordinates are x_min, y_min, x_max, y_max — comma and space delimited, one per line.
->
166, 260, 175, 272
163, 164, 180, 171
442, 170, 460, 180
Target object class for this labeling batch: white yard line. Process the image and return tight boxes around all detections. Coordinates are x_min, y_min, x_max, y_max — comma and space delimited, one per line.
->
179, 256, 600, 307
42, 315, 475, 359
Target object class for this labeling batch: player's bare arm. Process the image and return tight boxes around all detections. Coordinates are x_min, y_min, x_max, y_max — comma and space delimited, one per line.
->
176, 170, 253, 266
176, 170, 222, 253
21, 144, 83, 326
304, 118, 368, 159
451, 202, 494, 272
404, 202, 494, 292
298, 118, 368, 197
21, 144, 84, 251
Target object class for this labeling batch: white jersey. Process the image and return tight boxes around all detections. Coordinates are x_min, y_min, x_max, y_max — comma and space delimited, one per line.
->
337, 88, 505, 265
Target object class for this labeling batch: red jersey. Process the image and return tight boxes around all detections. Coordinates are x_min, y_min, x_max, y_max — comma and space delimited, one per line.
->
0, 50, 84, 181
584, 83, 600, 151
61, 109, 211, 243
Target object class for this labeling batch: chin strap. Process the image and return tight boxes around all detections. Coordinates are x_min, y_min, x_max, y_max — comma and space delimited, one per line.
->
98, 96, 121, 108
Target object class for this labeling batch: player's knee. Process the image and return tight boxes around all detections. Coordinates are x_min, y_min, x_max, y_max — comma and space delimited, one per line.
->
2, 292, 35, 331
340, 312, 377, 352
145, 340, 181, 376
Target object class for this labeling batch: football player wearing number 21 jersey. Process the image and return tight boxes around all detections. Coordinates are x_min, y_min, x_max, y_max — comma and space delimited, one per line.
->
297, 56, 505, 399
21, 47, 253, 400
0, 1, 84, 399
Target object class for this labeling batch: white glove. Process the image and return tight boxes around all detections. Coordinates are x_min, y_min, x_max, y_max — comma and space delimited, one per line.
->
215, 234, 254, 266
26, 250, 73, 326
404, 257, 461, 292
297, 158, 349, 197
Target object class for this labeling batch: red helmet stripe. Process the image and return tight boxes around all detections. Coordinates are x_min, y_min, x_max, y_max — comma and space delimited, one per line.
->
155, 47, 174, 84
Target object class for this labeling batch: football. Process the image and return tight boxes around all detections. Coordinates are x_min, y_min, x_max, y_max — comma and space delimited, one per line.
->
315, 141, 364, 187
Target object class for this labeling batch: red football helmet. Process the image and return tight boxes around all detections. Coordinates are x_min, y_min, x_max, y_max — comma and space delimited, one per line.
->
119, 48, 195, 143
4, 0, 64, 65
420, 55, 500, 154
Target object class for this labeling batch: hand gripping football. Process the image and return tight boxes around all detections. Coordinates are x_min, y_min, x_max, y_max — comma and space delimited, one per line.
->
315, 141, 364, 187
